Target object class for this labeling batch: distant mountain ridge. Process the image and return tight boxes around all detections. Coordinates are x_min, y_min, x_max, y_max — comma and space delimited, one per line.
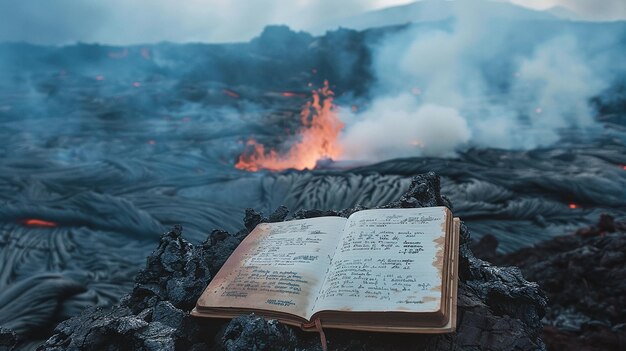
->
309, 0, 569, 33
545, 5, 585, 21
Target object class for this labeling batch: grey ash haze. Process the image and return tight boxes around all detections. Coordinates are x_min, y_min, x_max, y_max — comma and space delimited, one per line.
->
0, 0, 626, 350
1, 0, 626, 45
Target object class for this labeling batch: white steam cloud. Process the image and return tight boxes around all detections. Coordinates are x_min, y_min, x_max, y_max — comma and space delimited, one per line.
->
339, 0, 609, 160
341, 96, 470, 161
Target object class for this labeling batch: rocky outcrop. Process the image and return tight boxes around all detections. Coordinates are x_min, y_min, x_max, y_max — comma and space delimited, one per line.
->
33, 172, 547, 351
473, 214, 626, 351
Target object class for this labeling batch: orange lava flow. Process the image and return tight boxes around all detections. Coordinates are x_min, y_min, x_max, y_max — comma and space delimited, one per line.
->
235, 81, 344, 171
23, 219, 58, 227
281, 92, 306, 98
223, 89, 240, 99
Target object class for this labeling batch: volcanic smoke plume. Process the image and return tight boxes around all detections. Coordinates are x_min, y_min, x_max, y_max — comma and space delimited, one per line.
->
336, 1, 624, 162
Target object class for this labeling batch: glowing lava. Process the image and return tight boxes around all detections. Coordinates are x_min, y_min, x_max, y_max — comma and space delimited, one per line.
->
108, 48, 128, 59
223, 89, 240, 99
280, 92, 306, 98
23, 219, 57, 227
235, 81, 344, 171
409, 140, 424, 147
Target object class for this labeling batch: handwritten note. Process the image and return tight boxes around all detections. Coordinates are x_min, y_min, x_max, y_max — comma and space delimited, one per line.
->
199, 217, 346, 319
313, 207, 447, 314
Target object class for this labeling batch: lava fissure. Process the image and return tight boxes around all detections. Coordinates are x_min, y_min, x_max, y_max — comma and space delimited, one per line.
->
235, 80, 344, 171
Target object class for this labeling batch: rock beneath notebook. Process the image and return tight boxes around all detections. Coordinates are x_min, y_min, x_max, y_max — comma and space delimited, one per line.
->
37, 172, 548, 351
218, 314, 310, 351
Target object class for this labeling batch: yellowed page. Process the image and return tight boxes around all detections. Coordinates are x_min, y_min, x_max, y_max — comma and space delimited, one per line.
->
313, 207, 448, 314
197, 217, 346, 320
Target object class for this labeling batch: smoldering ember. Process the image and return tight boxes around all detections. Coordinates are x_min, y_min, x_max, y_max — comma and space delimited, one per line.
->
0, 1, 625, 350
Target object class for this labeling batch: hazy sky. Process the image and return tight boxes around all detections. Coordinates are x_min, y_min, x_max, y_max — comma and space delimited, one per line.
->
512, 0, 626, 20
0, 0, 624, 45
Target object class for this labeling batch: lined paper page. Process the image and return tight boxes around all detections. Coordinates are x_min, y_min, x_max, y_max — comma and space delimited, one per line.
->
313, 207, 448, 314
198, 217, 346, 320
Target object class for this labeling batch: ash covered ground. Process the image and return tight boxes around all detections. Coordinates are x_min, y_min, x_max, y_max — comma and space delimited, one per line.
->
1, 18, 626, 350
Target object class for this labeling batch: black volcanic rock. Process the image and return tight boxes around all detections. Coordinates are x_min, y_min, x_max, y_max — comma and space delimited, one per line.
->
126, 225, 213, 313
473, 215, 626, 351
36, 172, 547, 351
0, 327, 18, 351
218, 314, 306, 351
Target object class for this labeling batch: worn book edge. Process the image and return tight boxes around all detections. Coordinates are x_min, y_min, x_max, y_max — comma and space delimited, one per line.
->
191, 215, 460, 334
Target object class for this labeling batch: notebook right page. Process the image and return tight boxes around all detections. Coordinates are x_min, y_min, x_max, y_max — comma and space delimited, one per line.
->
312, 207, 449, 314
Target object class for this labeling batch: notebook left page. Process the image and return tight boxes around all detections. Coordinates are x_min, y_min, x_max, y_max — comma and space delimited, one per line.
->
196, 217, 347, 320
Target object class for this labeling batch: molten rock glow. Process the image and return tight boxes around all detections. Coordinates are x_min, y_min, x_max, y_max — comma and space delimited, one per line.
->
235, 81, 344, 171
23, 219, 58, 227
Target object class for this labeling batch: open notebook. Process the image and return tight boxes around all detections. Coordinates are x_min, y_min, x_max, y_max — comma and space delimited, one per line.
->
192, 207, 459, 333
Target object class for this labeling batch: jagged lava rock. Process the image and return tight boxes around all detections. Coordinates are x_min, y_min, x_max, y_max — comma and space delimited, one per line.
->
37, 172, 547, 351
474, 215, 626, 351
